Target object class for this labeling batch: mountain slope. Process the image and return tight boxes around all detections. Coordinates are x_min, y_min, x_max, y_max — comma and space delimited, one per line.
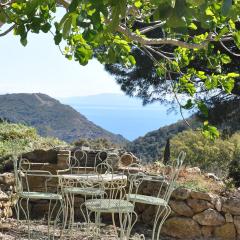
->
126, 116, 201, 162
0, 93, 127, 145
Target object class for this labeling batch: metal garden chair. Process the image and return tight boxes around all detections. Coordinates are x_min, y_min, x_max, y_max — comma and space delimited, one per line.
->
13, 157, 63, 240
57, 150, 107, 236
126, 151, 186, 240
84, 161, 138, 240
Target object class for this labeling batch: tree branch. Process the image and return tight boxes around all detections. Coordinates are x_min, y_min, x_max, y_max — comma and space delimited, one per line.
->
220, 40, 240, 57
139, 21, 166, 34
0, 24, 15, 37
117, 25, 211, 49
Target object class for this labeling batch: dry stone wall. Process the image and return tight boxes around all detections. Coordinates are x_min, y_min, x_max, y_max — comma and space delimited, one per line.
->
136, 185, 240, 240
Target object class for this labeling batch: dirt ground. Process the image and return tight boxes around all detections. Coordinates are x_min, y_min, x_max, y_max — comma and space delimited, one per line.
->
0, 219, 176, 240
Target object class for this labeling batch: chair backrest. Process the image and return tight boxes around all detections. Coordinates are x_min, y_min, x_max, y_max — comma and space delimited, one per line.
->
96, 162, 127, 200
73, 149, 107, 174
125, 163, 145, 202
14, 157, 56, 194
160, 151, 186, 202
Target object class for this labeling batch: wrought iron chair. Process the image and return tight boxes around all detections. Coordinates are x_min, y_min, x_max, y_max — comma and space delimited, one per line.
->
84, 161, 138, 239
57, 150, 107, 235
126, 151, 186, 240
13, 157, 63, 240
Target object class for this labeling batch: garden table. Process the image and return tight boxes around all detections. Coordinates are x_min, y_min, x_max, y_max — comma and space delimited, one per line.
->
59, 173, 127, 183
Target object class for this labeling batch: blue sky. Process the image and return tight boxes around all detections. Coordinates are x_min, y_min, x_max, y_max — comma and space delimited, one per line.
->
0, 29, 122, 98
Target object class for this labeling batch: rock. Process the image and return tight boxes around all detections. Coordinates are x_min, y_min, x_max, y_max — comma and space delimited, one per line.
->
222, 197, 240, 215
205, 172, 220, 181
214, 223, 236, 240
172, 188, 191, 200
186, 167, 201, 175
0, 190, 9, 201
187, 199, 213, 213
234, 216, 240, 235
225, 213, 233, 223
22, 149, 58, 164
190, 191, 216, 203
215, 197, 222, 212
0, 222, 11, 230
201, 226, 213, 238
141, 206, 156, 225
193, 208, 225, 226
162, 217, 201, 239
0, 173, 15, 186
120, 153, 138, 166
57, 152, 70, 168
169, 200, 194, 217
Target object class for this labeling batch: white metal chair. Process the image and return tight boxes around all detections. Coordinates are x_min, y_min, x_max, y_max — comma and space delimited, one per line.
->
57, 150, 107, 236
84, 162, 138, 239
13, 158, 63, 240
126, 151, 186, 240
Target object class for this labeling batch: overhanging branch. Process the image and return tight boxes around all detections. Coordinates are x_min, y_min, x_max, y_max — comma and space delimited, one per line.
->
117, 25, 212, 49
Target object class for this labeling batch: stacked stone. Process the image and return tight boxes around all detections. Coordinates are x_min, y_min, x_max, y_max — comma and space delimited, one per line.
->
137, 185, 240, 240
0, 173, 15, 220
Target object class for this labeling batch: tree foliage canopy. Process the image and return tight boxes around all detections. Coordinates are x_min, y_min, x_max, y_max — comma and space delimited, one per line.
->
1, 0, 240, 138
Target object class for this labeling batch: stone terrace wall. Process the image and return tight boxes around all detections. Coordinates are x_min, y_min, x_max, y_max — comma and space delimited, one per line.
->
136, 185, 240, 240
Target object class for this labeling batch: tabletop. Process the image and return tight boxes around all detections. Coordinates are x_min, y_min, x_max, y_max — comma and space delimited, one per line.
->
59, 173, 127, 182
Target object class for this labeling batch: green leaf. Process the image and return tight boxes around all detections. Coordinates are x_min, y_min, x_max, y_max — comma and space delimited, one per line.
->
182, 99, 194, 110
68, 0, 81, 12
233, 31, 240, 49
62, 15, 72, 39
41, 23, 51, 33
227, 73, 240, 78
128, 55, 136, 65
221, 54, 231, 64
222, 0, 232, 16
205, 7, 214, 16
205, 76, 218, 90
156, 66, 165, 77
202, 123, 219, 140
188, 23, 197, 30
215, 26, 228, 41
20, 37, 27, 46
228, 19, 235, 30
197, 101, 208, 117
134, 0, 142, 8
221, 78, 235, 93
54, 32, 62, 45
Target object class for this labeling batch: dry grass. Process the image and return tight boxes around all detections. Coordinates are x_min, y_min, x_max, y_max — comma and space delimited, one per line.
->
143, 163, 225, 194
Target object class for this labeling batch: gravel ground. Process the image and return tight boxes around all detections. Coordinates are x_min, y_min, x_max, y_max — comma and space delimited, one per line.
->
0, 219, 178, 240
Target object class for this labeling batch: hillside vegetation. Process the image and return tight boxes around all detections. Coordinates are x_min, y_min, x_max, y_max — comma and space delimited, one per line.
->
0, 93, 127, 145
0, 121, 66, 171
170, 130, 240, 176
126, 116, 200, 162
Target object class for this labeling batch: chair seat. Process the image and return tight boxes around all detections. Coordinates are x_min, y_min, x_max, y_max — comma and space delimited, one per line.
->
85, 199, 134, 213
126, 194, 167, 206
63, 187, 104, 196
20, 192, 62, 200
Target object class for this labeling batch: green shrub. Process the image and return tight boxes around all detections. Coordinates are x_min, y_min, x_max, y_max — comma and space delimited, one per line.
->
0, 122, 67, 171
228, 133, 240, 187
170, 130, 236, 176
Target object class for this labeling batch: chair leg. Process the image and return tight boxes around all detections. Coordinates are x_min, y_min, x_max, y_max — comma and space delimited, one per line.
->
15, 201, 20, 223
61, 193, 70, 239
152, 205, 170, 240
156, 205, 171, 240
26, 198, 30, 240
58, 199, 66, 240
48, 199, 59, 240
